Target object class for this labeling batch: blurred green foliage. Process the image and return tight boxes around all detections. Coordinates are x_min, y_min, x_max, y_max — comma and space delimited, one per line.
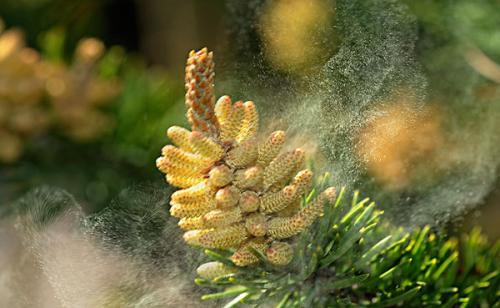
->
1, 0, 139, 52
111, 66, 185, 169
0, 0, 108, 50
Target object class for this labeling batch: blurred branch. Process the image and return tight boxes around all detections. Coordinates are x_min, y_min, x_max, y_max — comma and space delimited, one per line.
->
465, 46, 500, 84
136, 0, 225, 76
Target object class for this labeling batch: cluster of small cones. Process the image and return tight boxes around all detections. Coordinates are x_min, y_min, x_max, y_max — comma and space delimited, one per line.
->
41, 37, 120, 141
0, 20, 120, 163
0, 24, 48, 162
157, 48, 336, 274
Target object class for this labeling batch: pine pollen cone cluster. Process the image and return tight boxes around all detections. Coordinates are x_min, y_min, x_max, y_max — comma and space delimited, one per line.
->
156, 48, 336, 269
0, 20, 120, 163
